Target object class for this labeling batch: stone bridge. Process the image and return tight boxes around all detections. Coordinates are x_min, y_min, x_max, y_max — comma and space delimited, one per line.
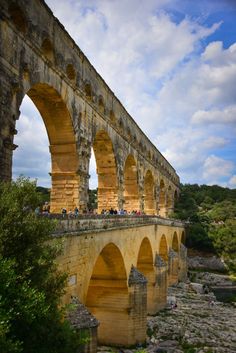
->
0, 0, 179, 216
55, 216, 186, 347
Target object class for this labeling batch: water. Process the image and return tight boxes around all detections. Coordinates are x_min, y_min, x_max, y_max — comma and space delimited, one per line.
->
212, 286, 236, 303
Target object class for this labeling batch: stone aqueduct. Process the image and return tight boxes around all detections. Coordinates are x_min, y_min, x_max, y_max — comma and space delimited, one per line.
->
0, 0, 179, 216
0, 0, 187, 350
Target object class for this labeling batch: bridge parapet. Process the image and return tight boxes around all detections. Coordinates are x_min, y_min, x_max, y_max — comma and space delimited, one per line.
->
52, 215, 185, 236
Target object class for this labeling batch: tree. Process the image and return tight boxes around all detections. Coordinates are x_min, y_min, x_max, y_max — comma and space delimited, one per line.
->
0, 177, 79, 353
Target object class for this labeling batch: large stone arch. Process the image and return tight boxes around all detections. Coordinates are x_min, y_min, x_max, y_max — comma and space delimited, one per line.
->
144, 170, 155, 215
18, 83, 79, 213
123, 154, 139, 212
136, 237, 156, 314
92, 130, 118, 212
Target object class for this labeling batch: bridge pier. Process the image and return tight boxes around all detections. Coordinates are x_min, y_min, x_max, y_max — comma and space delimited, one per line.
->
168, 249, 179, 286
155, 255, 168, 311
178, 244, 188, 282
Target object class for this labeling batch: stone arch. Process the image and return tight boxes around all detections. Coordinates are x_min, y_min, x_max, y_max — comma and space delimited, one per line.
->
159, 234, 168, 262
84, 82, 92, 100
86, 243, 129, 346
93, 130, 118, 212
172, 231, 179, 252
144, 170, 155, 215
66, 64, 76, 81
22, 83, 79, 212
159, 179, 166, 217
41, 37, 54, 62
137, 237, 156, 314
109, 110, 116, 124
123, 154, 139, 212
181, 231, 186, 244
9, 3, 27, 33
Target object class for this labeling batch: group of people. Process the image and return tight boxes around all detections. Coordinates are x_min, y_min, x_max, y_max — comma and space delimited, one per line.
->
101, 208, 143, 215
36, 203, 145, 217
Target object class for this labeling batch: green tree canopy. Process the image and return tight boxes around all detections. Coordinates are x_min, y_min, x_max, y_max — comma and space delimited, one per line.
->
0, 177, 79, 353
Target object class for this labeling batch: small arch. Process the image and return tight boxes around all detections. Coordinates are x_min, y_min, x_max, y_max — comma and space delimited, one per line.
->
9, 3, 27, 33
181, 231, 186, 244
172, 232, 179, 252
66, 64, 76, 81
109, 110, 116, 123
144, 170, 155, 215
86, 243, 128, 345
98, 96, 105, 114
93, 130, 118, 212
41, 38, 54, 61
123, 155, 139, 212
159, 234, 168, 262
84, 82, 92, 100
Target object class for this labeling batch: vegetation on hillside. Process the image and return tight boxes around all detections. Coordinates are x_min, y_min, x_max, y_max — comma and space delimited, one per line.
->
172, 184, 236, 273
0, 177, 80, 353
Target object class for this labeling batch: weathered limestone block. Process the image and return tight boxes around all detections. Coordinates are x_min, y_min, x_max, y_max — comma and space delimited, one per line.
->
178, 244, 188, 282
154, 254, 168, 311
168, 248, 179, 286
128, 266, 147, 346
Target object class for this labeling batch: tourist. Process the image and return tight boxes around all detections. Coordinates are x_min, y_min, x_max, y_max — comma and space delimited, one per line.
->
74, 206, 79, 217
42, 201, 50, 214
62, 207, 67, 218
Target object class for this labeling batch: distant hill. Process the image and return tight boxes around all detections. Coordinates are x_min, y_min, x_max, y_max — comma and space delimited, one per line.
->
172, 184, 236, 273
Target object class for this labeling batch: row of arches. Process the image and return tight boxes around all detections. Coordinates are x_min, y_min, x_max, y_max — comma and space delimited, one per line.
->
84, 231, 185, 345
13, 83, 177, 215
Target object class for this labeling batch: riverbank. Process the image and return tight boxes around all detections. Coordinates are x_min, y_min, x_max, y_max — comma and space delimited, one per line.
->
98, 281, 236, 353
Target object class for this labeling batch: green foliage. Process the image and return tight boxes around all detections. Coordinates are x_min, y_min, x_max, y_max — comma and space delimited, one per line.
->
0, 177, 80, 353
88, 188, 98, 210
173, 183, 236, 273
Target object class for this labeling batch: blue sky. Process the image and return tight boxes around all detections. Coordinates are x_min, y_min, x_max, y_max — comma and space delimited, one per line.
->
13, 0, 236, 189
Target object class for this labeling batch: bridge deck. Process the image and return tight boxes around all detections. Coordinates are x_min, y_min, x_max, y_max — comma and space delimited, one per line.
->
49, 215, 186, 236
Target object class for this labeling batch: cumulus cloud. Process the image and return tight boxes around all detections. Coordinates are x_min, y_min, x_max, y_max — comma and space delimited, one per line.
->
203, 155, 234, 181
192, 106, 236, 125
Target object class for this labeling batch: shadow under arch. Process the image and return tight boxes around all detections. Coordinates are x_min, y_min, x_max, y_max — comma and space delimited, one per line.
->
159, 234, 168, 262
22, 83, 79, 212
172, 231, 179, 252
124, 154, 139, 212
92, 130, 118, 212
86, 243, 129, 346
181, 230, 186, 244
144, 170, 155, 215
136, 237, 156, 314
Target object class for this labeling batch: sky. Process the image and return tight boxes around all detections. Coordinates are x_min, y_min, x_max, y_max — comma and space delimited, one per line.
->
13, 0, 236, 189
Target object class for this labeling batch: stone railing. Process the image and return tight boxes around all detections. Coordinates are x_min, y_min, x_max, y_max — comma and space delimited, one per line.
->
49, 215, 185, 236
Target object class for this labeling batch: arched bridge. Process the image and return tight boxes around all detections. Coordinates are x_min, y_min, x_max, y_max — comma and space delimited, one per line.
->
56, 216, 187, 347
0, 0, 179, 217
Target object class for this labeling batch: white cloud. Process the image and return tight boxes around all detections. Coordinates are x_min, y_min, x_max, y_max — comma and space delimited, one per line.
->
203, 155, 234, 181
228, 175, 236, 187
192, 106, 236, 125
